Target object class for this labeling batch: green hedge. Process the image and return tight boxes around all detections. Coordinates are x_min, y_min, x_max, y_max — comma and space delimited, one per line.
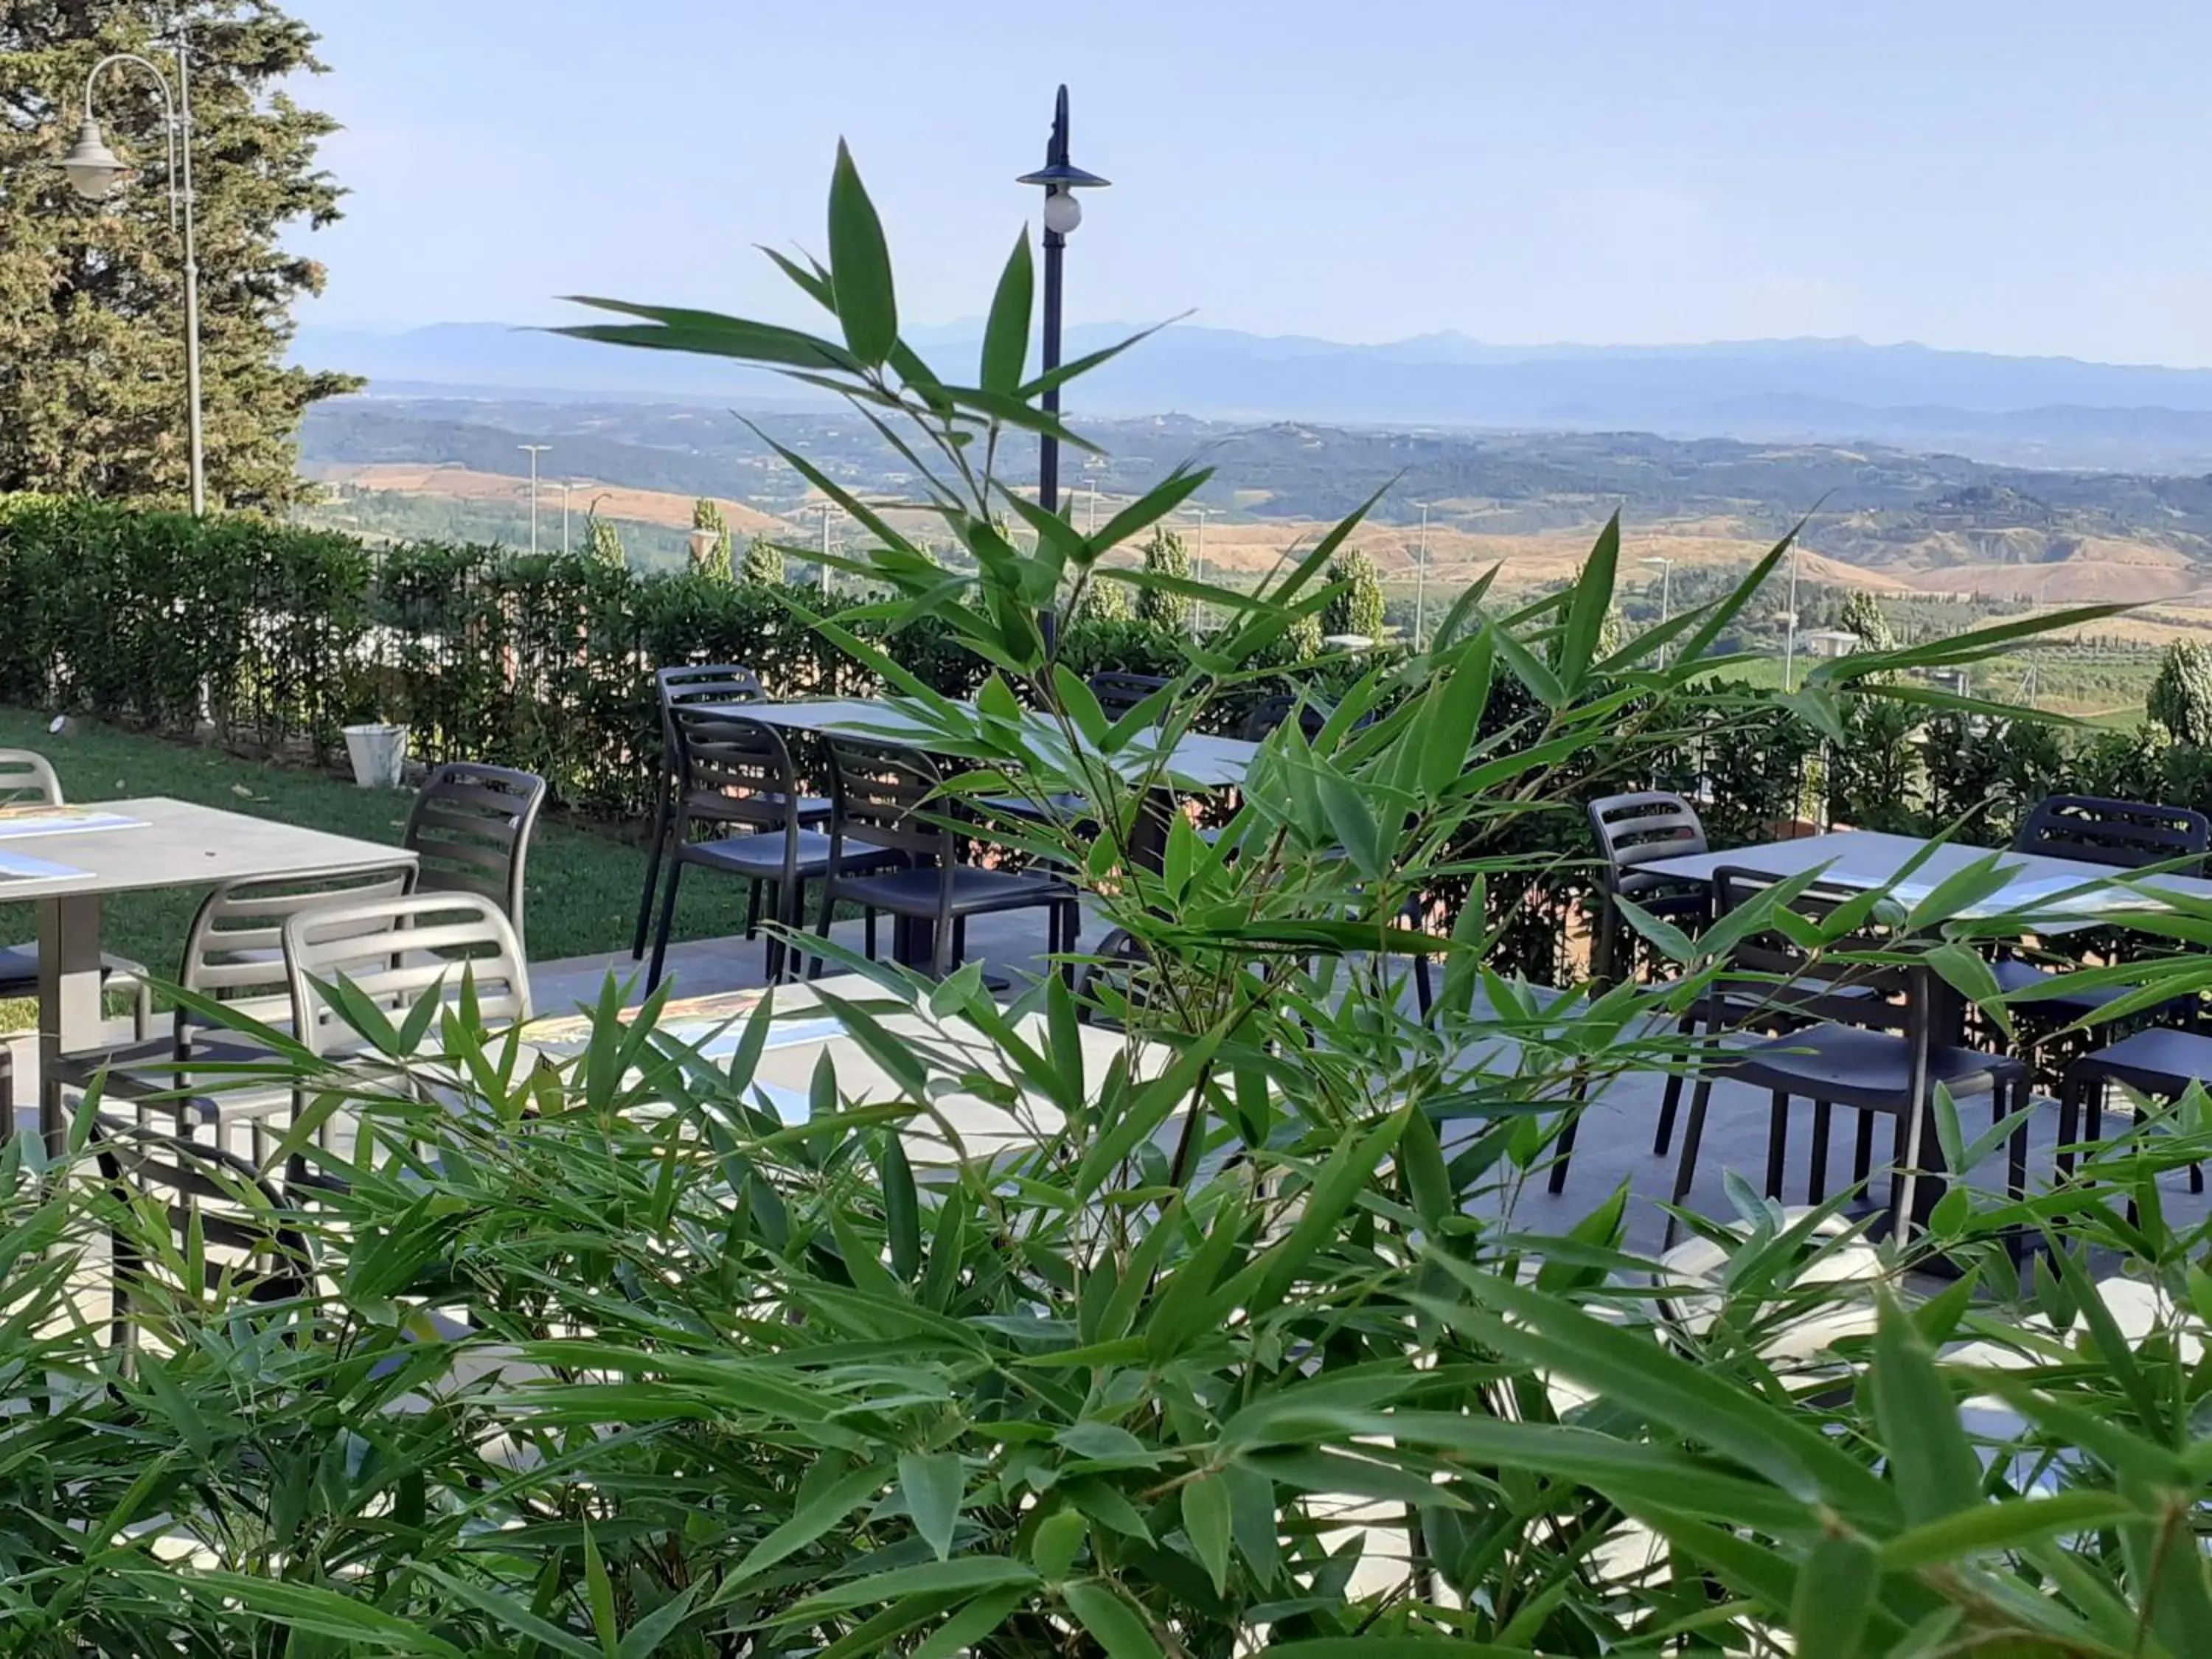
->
10, 496, 2207, 986
0, 499, 1282, 819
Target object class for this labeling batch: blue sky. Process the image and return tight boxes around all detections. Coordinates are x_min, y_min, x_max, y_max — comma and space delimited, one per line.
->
288, 0, 2212, 366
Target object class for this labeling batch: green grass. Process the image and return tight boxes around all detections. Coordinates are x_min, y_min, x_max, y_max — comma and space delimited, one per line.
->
0, 708, 765, 999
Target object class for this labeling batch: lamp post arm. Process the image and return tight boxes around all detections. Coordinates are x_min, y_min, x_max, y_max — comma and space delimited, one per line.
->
84, 41, 203, 516
83, 54, 179, 229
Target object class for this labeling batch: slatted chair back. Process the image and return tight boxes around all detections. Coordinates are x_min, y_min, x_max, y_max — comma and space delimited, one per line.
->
282, 891, 532, 1060
670, 709, 803, 836
94, 1123, 312, 1349
174, 864, 417, 1043
656, 663, 765, 756
1090, 670, 1172, 723
1587, 791, 1708, 901
1710, 865, 1919, 1034
0, 748, 63, 807
824, 740, 952, 864
403, 763, 546, 950
2014, 794, 2212, 872
1239, 693, 1328, 743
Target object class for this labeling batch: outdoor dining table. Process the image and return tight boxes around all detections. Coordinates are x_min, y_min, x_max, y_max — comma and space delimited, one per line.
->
1636, 827, 2212, 1239
702, 697, 1265, 969
0, 798, 418, 1153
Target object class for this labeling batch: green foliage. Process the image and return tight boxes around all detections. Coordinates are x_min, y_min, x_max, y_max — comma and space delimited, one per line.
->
689, 496, 733, 578
584, 513, 626, 567
0, 2, 359, 508
1324, 543, 1386, 639
740, 532, 785, 585
1134, 527, 1190, 631
0, 139, 2173, 1659
1068, 566, 1130, 622
2149, 637, 2212, 745
1838, 588, 1896, 651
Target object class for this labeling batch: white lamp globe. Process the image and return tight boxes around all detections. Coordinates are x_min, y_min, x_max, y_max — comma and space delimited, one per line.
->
1041, 189, 1082, 236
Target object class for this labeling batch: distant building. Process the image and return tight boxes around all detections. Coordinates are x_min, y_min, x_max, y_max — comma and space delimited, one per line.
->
1799, 628, 1861, 659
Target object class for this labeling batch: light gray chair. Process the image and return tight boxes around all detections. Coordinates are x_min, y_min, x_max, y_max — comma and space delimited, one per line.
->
0, 748, 151, 1040
47, 863, 416, 1159
283, 889, 533, 1060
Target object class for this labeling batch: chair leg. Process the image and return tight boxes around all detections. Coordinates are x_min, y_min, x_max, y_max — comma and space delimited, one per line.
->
809, 875, 838, 981
1853, 1108, 1877, 1189
1654, 1011, 1700, 1156
932, 908, 956, 979
2055, 1074, 2081, 1180
743, 878, 762, 942
1662, 1076, 1717, 1251
646, 856, 685, 992
952, 915, 967, 970
1413, 950, 1434, 1018
863, 908, 877, 963
1548, 1105, 1580, 1197
1764, 1091, 1790, 1201
1808, 1101, 1833, 1204
630, 774, 672, 961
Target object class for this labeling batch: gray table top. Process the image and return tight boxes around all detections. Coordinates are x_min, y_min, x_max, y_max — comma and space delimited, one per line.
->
1641, 828, 2212, 920
0, 797, 415, 900
704, 698, 1264, 790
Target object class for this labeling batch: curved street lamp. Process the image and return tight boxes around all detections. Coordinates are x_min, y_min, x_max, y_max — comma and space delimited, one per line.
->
59, 33, 205, 518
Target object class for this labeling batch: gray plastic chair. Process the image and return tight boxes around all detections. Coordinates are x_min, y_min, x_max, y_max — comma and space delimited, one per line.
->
1664, 866, 2031, 1247
813, 740, 1077, 979
46, 862, 416, 1155
403, 762, 546, 956
647, 711, 895, 991
630, 666, 830, 959
1994, 795, 2211, 1023
0, 748, 151, 1039
2056, 1026, 2210, 1197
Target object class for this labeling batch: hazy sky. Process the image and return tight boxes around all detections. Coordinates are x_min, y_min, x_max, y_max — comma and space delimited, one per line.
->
288, 0, 2212, 366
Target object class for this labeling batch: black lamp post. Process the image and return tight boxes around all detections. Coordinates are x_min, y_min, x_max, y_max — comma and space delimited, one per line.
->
1019, 86, 1107, 648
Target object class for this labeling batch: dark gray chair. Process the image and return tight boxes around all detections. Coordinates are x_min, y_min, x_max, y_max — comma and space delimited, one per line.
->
813, 740, 1077, 980
1993, 795, 2211, 1021
984, 671, 1175, 828
404, 762, 546, 956
647, 711, 895, 990
1665, 866, 2032, 1246
631, 666, 829, 959
1559, 792, 1713, 1189
2056, 1027, 2211, 1196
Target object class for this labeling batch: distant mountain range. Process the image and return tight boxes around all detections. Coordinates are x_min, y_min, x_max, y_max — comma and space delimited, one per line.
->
291, 321, 2212, 474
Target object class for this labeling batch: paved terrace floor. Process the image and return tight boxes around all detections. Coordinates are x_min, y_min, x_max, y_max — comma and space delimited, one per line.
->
11, 904, 2200, 1256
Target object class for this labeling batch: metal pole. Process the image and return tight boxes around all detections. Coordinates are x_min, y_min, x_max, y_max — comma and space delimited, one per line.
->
1413, 504, 1429, 649
1192, 507, 1208, 638
820, 503, 833, 599
518, 445, 549, 554
173, 33, 204, 517
1781, 545, 1801, 692
559, 481, 573, 554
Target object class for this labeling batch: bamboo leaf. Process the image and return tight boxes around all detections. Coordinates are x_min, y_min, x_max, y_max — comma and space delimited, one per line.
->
1061, 1581, 1164, 1659
900, 1450, 966, 1561
980, 232, 1034, 394
828, 141, 897, 365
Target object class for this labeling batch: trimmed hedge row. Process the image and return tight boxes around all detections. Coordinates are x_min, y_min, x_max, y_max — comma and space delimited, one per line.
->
0, 500, 1266, 821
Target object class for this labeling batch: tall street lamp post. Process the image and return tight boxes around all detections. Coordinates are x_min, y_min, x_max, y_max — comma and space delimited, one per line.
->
517, 445, 551, 554
1018, 86, 1107, 648
1639, 555, 1674, 667
59, 29, 205, 516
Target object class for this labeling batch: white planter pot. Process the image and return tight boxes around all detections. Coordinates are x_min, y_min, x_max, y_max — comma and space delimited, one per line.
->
341, 723, 411, 790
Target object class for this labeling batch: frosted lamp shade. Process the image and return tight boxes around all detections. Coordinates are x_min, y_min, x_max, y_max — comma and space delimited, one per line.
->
60, 119, 132, 200
1041, 189, 1082, 235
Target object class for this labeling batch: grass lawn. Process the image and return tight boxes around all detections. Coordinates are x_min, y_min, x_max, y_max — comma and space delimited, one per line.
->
0, 708, 765, 1017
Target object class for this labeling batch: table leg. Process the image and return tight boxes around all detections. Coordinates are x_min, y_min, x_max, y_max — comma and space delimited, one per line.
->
36, 892, 104, 1155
